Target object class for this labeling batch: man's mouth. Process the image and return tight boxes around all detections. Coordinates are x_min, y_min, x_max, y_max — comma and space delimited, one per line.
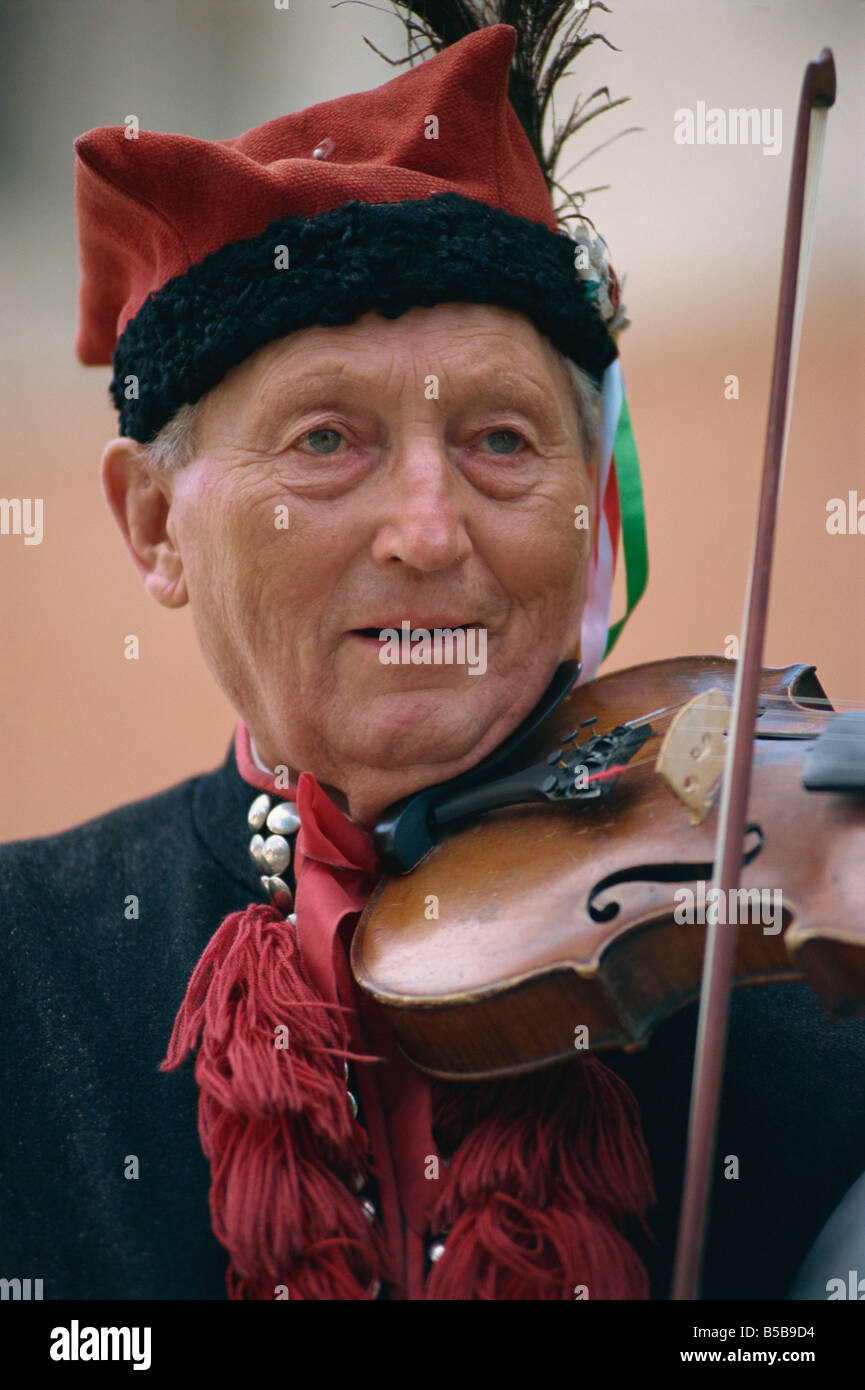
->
353, 623, 477, 638
347, 620, 490, 676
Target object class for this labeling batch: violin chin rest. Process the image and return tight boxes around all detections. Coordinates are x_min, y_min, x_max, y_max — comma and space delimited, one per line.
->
802, 712, 865, 794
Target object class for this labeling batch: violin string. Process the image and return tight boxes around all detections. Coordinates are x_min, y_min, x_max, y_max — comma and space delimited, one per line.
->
749, 694, 862, 712
615, 696, 860, 741
567, 712, 862, 786
557, 690, 863, 788
622, 695, 861, 730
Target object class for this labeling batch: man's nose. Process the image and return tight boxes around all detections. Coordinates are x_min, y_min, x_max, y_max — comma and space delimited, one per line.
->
369, 437, 471, 571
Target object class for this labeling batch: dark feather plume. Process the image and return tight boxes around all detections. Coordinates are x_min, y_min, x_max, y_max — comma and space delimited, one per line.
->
344, 0, 635, 234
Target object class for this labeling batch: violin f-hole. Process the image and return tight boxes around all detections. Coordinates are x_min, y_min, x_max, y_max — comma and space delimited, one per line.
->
586, 824, 765, 923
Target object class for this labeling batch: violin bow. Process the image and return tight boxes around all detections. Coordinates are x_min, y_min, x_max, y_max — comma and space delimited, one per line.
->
671, 49, 837, 1301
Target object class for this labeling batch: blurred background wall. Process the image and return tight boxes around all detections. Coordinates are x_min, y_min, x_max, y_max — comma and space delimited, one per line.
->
1, 0, 862, 841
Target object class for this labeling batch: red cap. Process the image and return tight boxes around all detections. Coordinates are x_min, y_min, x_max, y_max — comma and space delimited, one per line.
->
73, 24, 616, 442
74, 26, 557, 364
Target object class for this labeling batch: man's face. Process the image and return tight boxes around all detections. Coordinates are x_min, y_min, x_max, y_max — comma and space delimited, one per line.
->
134, 303, 594, 824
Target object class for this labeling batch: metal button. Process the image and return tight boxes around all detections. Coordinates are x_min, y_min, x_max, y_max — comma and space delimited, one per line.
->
247, 794, 272, 832
261, 834, 291, 876
428, 1241, 446, 1263
347, 1090, 358, 1119
261, 875, 293, 913
360, 1198, 376, 1222
266, 801, 301, 836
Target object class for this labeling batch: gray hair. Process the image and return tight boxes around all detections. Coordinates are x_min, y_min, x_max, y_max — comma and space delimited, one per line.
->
143, 350, 600, 472
144, 400, 201, 472
560, 355, 600, 464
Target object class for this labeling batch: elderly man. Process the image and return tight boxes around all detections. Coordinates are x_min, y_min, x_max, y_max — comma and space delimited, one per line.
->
2, 20, 864, 1304
104, 301, 597, 826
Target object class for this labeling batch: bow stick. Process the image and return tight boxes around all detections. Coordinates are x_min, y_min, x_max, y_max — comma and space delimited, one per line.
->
672, 48, 837, 1301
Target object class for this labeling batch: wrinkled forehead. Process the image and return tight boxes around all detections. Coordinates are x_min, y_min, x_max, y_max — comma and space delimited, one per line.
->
196, 302, 578, 439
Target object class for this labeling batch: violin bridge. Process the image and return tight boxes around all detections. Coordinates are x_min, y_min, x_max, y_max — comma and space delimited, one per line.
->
655, 687, 730, 824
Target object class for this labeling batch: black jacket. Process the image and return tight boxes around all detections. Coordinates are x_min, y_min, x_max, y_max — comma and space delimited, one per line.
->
2, 740, 863, 1299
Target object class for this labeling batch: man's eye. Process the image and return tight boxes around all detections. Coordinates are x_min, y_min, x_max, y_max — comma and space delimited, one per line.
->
303, 428, 343, 454
483, 429, 524, 455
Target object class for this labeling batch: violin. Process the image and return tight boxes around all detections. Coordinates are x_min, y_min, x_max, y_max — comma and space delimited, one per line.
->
352, 653, 865, 1082
350, 49, 852, 1299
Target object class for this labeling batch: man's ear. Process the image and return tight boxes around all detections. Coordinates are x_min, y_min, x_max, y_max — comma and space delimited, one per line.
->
100, 437, 189, 609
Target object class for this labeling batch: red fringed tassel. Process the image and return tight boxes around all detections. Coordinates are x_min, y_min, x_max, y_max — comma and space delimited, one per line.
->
425, 1056, 655, 1300
161, 904, 387, 1299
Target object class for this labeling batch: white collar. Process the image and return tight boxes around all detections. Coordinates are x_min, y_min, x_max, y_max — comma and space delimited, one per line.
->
248, 733, 359, 825
249, 733, 276, 776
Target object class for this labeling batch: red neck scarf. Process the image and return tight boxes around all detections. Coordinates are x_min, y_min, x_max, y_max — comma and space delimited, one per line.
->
161, 724, 655, 1299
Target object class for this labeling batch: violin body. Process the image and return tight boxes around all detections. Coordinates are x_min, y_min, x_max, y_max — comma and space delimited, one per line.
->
352, 656, 865, 1081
